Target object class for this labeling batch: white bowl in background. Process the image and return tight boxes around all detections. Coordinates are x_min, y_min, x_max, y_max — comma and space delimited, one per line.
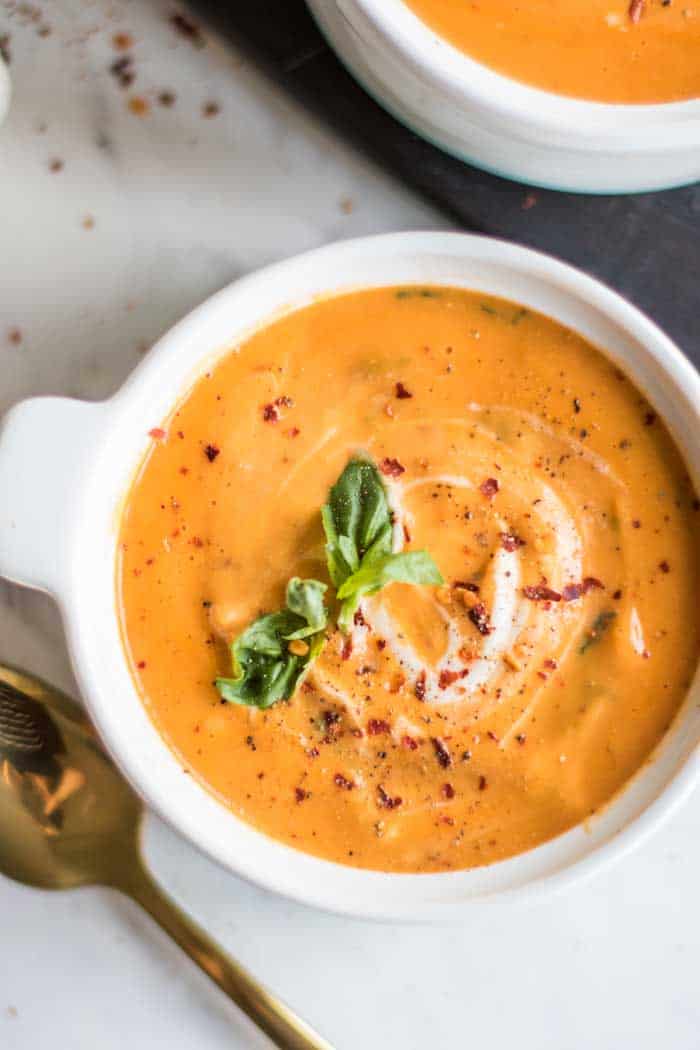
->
0, 233, 698, 919
0, 54, 10, 127
306, 0, 700, 194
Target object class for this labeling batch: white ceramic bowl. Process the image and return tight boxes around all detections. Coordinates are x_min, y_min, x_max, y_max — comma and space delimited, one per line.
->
0, 54, 10, 127
1, 233, 698, 919
306, 0, 700, 194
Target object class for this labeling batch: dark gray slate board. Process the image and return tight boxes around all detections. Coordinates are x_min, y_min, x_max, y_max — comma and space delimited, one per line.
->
188, 0, 699, 366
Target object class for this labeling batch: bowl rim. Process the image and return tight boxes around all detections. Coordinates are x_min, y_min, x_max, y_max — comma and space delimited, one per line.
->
337, 0, 700, 140
52, 232, 700, 920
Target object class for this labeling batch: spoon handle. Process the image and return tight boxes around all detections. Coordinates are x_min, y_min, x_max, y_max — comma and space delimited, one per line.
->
120, 863, 334, 1050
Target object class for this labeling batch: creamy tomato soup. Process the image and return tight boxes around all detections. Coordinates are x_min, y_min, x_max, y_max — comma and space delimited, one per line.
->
405, 0, 700, 103
119, 288, 699, 873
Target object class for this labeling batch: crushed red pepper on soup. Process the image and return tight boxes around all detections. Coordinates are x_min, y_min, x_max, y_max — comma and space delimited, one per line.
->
405, 0, 700, 104
118, 287, 700, 873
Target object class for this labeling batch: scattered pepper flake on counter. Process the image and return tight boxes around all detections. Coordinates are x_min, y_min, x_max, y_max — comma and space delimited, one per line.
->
379, 457, 405, 477
203, 443, 220, 462
202, 101, 221, 119
158, 90, 176, 107
169, 11, 205, 47
6, 327, 22, 346
48, 157, 64, 173
112, 31, 134, 51
128, 96, 150, 117
109, 55, 135, 89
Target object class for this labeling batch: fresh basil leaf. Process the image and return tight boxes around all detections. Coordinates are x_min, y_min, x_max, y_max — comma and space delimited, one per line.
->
216, 578, 328, 709
323, 457, 443, 630
285, 577, 328, 639
322, 458, 393, 590
337, 550, 443, 631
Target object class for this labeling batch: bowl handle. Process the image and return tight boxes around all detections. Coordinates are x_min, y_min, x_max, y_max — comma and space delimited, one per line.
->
0, 397, 106, 595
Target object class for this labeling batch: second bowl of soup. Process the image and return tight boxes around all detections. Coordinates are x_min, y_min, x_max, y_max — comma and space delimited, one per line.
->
307, 0, 700, 192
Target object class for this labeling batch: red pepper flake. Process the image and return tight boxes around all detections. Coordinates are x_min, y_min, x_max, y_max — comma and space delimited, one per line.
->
377, 785, 402, 809
395, 381, 413, 399
307, 747, 320, 759
402, 735, 418, 750
612, 589, 623, 600
110, 55, 135, 89
562, 577, 604, 601
367, 719, 390, 736
262, 403, 279, 423
515, 734, 527, 745
128, 96, 150, 117
295, 787, 308, 803
441, 782, 455, 800
202, 100, 221, 119
500, 532, 525, 552
137, 660, 147, 670
487, 730, 500, 742
379, 457, 405, 478
438, 668, 465, 689
478, 775, 488, 791
169, 12, 205, 47
112, 31, 134, 50
543, 659, 557, 670
376, 638, 387, 651
479, 477, 499, 499
191, 536, 204, 548
204, 443, 220, 462
414, 671, 427, 700
149, 427, 166, 440
632, 519, 641, 529
644, 411, 657, 426
403, 523, 412, 543
469, 603, 494, 636
287, 426, 301, 438
628, 0, 644, 22
659, 560, 670, 573
341, 636, 353, 661
573, 398, 582, 414
334, 773, 354, 790
432, 737, 452, 769
353, 608, 367, 627
453, 580, 480, 593
523, 584, 562, 602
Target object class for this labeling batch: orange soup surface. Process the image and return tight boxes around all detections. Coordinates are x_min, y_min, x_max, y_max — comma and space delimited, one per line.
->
404, 0, 700, 103
119, 287, 699, 873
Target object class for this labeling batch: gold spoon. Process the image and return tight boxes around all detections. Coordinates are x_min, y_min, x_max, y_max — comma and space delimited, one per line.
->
0, 662, 334, 1050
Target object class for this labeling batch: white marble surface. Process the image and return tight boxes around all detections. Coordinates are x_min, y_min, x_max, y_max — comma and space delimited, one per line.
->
0, 2, 698, 1048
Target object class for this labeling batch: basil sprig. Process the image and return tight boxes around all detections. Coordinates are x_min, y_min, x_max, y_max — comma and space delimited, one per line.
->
322, 458, 443, 630
216, 578, 328, 709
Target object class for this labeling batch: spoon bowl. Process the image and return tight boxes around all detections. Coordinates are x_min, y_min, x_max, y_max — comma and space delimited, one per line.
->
0, 663, 333, 1050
